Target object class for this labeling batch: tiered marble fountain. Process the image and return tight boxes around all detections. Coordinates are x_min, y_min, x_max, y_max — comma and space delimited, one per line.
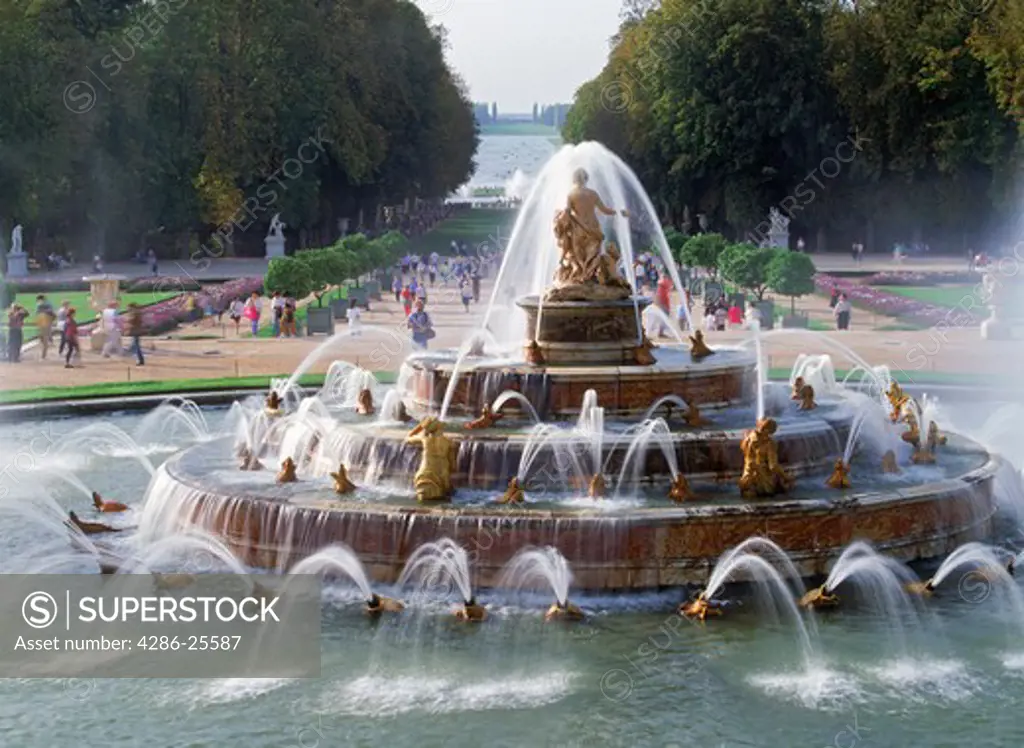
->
140, 143, 1001, 590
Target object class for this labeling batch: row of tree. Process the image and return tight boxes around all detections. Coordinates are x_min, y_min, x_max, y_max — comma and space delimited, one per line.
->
0, 0, 477, 260
564, 0, 1024, 253
666, 230, 817, 310
264, 231, 407, 303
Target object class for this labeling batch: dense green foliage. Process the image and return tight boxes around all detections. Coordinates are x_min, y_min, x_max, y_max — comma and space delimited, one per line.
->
0, 0, 477, 260
766, 250, 817, 312
719, 243, 777, 300
564, 0, 1020, 252
679, 232, 728, 277
265, 257, 315, 301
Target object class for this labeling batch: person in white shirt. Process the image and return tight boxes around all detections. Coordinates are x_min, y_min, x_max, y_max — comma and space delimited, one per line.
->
346, 298, 362, 335
746, 302, 764, 329
101, 301, 121, 357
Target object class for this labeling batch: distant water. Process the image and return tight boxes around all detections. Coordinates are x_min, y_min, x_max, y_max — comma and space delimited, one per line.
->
464, 134, 559, 191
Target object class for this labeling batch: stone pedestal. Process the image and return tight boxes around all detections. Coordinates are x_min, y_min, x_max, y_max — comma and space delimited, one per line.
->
767, 228, 789, 249
980, 271, 1024, 340
6, 253, 28, 278
265, 236, 286, 259
516, 296, 651, 365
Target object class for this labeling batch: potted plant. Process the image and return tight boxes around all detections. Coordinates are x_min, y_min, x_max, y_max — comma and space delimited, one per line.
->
766, 250, 816, 329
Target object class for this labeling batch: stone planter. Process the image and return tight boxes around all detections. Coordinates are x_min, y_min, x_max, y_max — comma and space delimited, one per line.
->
306, 307, 334, 335
330, 298, 348, 317
365, 280, 382, 300
755, 300, 775, 330
347, 287, 369, 309
782, 313, 809, 329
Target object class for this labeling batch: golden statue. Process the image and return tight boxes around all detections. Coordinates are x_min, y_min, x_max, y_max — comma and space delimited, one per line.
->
365, 593, 405, 615
881, 450, 901, 474
545, 601, 585, 621
546, 168, 632, 301
905, 580, 935, 596
588, 473, 606, 498
330, 464, 357, 495
497, 476, 526, 505
798, 384, 816, 411
265, 391, 283, 417
356, 388, 375, 416
668, 473, 695, 503
679, 593, 722, 622
791, 377, 805, 401
825, 459, 851, 489
886, 381, 909, 423
798, 585, 840, 610
525, 340, 545, 366
902, 412, 921, 445
634, 332, 657, 366
738, 418, 793, 498
406, 417, 458, 501
465, 404, 503, 430
276, 457, 298, 484
455, 597, 488, 622
239, 449, 263, 471
902, 414, 935, 464
683, 403, 712, 428
927, 421, 947, 450
67, 511, 123, 536
689, 330, 714, 361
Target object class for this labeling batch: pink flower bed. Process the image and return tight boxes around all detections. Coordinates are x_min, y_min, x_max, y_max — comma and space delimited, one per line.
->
814, 273, 975, 326
864, 271, 981, 287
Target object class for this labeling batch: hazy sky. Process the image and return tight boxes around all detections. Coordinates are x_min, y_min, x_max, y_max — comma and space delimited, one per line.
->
419, 0, 623, 113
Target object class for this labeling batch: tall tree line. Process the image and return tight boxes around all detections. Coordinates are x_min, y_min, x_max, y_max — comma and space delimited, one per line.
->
0, 0, 477, 259
564, 0, 1022, 253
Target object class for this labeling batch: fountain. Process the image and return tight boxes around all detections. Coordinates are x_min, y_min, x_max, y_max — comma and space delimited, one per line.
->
140, 141, 1005, 590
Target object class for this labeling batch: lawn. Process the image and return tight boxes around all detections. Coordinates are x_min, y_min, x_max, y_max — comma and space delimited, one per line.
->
0, 370, 400, 404
407, 209, 518, 258
876, 285, 974, 308
6, 290, 180, 340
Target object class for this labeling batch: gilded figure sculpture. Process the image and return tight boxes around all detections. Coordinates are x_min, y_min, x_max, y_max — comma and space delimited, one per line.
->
825, 459, 851, 489
881, 450, 901, 474
545, 601, 585, 621
365, 593, 405, 615
886, 381, 909, 423
683, 403, 712, 428
330, 464, 357, 495
798, 384, 816, 411
238, 445, 262, 471
588, 473, 607, 498
798, 585, 840, 609
455, 597, 488, 622
525, 340, 545, 365
689, 330, 714, 361
679, 593, 722, 622
497, 476, 526, 505
265, 390, 283, 417
465, 404, 503, 430
634, 332, 657, 366
356, 388, 375, 416
791, 377, 805, 401
668, 473, 695, 503
406, 417, 458, 501
276, 457, 298, 484
546, 168, 632, 302
738, 418, 793, 498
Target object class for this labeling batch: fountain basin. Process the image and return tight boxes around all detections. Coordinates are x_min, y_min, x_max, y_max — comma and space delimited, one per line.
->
401, 346, 758, 419
516, 296, 652, 365
148, 435, 1001, 590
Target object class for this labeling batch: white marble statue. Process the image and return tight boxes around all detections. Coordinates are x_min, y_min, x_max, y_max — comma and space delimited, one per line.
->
268, 213, 286, 239
769, 207, 789, 233
10, 223, 23, 255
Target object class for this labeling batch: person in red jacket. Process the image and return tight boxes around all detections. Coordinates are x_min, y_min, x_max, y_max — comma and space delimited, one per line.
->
64, 308, 80, 368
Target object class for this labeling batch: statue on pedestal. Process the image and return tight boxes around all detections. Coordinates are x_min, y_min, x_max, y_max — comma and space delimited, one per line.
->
10, 223, 23, 254
406, 417, 458, 501
546, 168, 632, 302
265, 214, 287, 259
268, 213, 286, 238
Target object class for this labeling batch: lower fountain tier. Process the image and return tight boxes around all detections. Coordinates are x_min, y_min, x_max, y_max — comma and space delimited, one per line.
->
400, 346, 757, 420
150, 445, 1003, 590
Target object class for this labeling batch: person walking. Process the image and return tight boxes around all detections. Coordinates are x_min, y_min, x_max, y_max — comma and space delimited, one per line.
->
282, 296, 297, 338
834, 293, 852, 331
471, 272, 481, 302
64, 308, 80, 368
746, 301, 764, 330
392, 276, 402, 303
101, 301, 121, 358
407, 299, 434, 349
229, 297, 244, 336
346, 298, 363, 336
35, 294, 54, 360
124, 302, 145, 366
401, 285, 413, 318
243, 292, 262, 336
6, 303, 28, 363
271, 291, 284, 338
148, 248, 158, 276
828, 286, 840, 310
460, 279, 473, 312
56, 300, 70, 357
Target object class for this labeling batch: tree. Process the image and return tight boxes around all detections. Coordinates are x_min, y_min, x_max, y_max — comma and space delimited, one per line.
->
662, 226, 687, 263
680, 233, 728, 277
265, 256, 314, 301
766, 250, 816, 313
719, 243, 777, 300
295, 248, 345, 306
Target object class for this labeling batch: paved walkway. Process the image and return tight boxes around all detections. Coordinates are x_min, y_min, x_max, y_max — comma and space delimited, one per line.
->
0, 267, 1008, 392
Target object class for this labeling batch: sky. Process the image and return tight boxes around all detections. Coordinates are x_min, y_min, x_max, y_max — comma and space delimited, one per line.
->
418, 0, 624, 113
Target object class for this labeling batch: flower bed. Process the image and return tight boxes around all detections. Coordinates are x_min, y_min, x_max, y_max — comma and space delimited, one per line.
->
814, 273, 980, 327
133, 277, 264, 335
863, 271, 981, 287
